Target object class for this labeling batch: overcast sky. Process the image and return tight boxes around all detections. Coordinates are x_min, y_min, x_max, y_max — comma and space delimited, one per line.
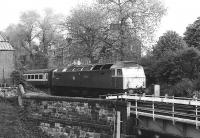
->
0, 0, 199, 39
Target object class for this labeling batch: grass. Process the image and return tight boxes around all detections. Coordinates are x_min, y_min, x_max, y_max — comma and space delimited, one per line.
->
0, 100, 48, 138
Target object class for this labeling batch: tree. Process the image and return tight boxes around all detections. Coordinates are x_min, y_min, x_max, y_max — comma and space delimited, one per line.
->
5, 9, 65, 69
184, 17, 200, 50
153, 31, 187, 58
38, 8, 63, 55
98, 0, 166, 60
19, 10, 40, 49
62, 5, 109, 63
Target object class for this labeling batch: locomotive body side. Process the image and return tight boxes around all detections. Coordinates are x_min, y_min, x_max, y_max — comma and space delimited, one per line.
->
51, 65, 115, 97
51, 61, 146, 97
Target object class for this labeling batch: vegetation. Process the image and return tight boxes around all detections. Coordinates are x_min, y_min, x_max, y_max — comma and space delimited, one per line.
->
5, 0, 166, 67
184, 17, 200, 50
0, 101, 48, 137
7, 1, 200, 97
141, 30, 200, 97
5, 9, 64, 70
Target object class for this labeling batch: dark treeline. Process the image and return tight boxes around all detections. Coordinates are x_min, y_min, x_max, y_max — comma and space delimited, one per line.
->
140, 18, 200, 97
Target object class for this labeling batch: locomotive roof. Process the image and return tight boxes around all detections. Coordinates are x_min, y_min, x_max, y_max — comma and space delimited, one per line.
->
56, 63, 114, 72
55, 61, 140, 72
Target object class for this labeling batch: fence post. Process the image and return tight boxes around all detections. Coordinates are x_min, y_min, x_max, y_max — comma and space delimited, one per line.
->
116, 111, 121, 138
117, 101, 131, 136
18, 84, 25, 107
195, 97, 198, 129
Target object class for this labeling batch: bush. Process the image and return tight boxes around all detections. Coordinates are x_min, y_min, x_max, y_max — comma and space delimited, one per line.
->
10, 70, 25, 85
159, 79, 195, 97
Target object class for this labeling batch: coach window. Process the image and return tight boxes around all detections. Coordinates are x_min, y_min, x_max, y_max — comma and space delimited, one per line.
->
39, 74, 43, 79
35, 75, 38, 79
28, 75, 31, 79
31, 75, 34, 79
117, 69, 122, 76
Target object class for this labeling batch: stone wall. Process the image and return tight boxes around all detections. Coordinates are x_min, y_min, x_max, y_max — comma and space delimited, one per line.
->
20, 95, 131, 137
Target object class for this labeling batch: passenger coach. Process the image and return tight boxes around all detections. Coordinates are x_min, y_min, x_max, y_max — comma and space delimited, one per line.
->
24, 69, 52, 88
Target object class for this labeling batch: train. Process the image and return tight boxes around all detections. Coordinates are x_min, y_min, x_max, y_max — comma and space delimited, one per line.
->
23, 61, 146, 97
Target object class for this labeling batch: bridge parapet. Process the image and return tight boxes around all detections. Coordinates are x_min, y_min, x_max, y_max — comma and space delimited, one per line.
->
106, 93, 200, 138
19, 93, 132, 137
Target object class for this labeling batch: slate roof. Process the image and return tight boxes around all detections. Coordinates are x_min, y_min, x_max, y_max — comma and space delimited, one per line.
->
0, 33, 14, 51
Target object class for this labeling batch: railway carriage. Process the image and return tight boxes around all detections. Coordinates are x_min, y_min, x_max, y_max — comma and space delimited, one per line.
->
24, 69, 52, 88
24, 61, 146, 97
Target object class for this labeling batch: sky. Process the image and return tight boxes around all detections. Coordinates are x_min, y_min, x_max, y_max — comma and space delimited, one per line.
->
0, 0, 200, 39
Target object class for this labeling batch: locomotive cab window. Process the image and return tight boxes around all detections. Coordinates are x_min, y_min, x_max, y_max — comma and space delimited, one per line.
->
117, 69, 122, 76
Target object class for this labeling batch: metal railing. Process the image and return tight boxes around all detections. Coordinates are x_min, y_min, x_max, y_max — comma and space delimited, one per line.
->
104, 93, 200, 129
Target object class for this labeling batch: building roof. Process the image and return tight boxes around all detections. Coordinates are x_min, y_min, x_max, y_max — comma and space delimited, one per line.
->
0, 33, 14, 51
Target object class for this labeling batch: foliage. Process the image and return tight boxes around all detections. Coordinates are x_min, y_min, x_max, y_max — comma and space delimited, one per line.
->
38, 8, 64, 55
98, 0, 167, 55
153, 31, 187, 58
62, 5, 109, 63
10, 70, 25, 85
160, 79, 194, 97
62, 0, 166, 63
141, 47, 200, 97
31, 51, 49, 69
5, 9, 63, 69
19, 10, 40, 48
184, 17, 200, 50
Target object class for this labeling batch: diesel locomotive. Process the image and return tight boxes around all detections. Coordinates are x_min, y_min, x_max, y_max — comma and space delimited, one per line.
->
24, 61, 146, 97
